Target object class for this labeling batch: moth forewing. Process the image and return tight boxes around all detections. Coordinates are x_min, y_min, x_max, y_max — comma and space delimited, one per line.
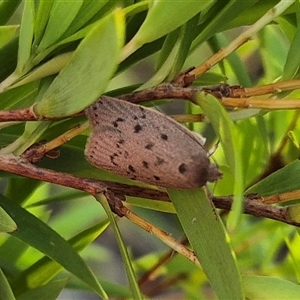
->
85, 96, 221, 189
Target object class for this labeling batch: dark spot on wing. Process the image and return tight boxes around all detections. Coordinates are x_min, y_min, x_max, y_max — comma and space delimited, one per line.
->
124, 150, 129, 158
154, 157, 165, 166
113, 117, 125, 128
160, 134, 168, 140
153, 175, 160, 181
139, 107, 146, 118
134, 124, 142, 133
145, 143, 154, 150
128, 165, 136, 173
178, 163, 187, 174
142, 161, 149, 169
110, 153, 119, 166
116, 139, 125, 148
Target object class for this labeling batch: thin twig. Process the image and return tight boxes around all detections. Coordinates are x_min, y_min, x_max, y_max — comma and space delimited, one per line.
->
0, 154, 299, 227
120, 204, 200, 266
187, 1, 295, 79
221, 98, 300, 109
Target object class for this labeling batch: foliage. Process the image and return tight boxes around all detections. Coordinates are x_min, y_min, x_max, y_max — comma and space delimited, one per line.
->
0, 0, 300, 299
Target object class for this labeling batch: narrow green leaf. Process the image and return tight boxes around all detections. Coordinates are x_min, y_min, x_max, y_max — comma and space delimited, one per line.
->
168, 188, 243, 300
194, 92, 244, 228
35, 9, 125, 117
61, 1, 109, 40
122, 0, 213, 59
11, 52, 73, 89
37, 0, 84, 52
0, 0, 21, 26
32, 0, 53, 47
96, 194, 143, 300
141, 13, 199, 88
246, 160, 300, 196
136, 0, 212, 44
208, 33, 252, 87
0, 37, 18, 83
16, 278, 68, 300
192, 0, 258, 50
0, 205, 17, 232
282, 1, 300, 80
0, 194, 105, 297
0, 26, 18, 47
243, 275, 300, 299
0, 267, 16, 300
16, 1, 34, 73
12, 219, 110, 298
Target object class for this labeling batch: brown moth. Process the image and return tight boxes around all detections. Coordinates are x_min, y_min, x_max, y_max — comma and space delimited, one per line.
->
85, 96, 221, 189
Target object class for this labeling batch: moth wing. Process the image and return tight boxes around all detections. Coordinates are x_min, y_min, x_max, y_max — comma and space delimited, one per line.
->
85, 96, 213, 188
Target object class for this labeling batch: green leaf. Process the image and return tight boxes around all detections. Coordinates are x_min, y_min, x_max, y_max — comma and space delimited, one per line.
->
35, 9, 125, 117
168, 188, 243, 300
37, 0, 84, 52
194, 92, 244, 229
192, 0, 258, 50
122, 0, 213, 59
243, 275, 300, 299
0, 194, 105, 297
0, 0, 22, 26
141, 13, 199, 88
16, 279, 68, 300
208, 33, 252, 87
0, 36, 18, 82
0, 205, 17, 232
32, 0, 53, 47
0, 26, 19, 47
0, 267, 16, 300
16, 1, 34, 74
246, 160, 300, 196
12, 219, 110, 298
60, 0, 109, 40
96, 194, 143, 299
10, 52, 73, 88
282, 1, 300, 80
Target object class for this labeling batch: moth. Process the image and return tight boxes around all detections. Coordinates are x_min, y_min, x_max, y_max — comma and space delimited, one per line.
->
85, 96, 221, 189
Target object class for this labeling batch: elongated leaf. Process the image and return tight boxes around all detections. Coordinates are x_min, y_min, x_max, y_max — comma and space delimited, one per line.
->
122, 0, 213, 58
33, 0, 54, 47
243, 275, 300, 299
96, 194, 142, 300
61, 1, 109, 40
37, 0, 84, 51
135, 0, 212, 44
282, 1, 300, 80
192, 0, 258, 49
16, 279, 68, 300
12, 219, 110, 298
168, 188, 243, 300
246, 160, 300, 196
141, 13, 199, 88
0, 36, 18, 81
0, 267, 16, 300
0, 194, 105, 297
0, 205, 17, 232
0, 0, 21, 26
35, 9, 125, 117
195, 92, 244, 228
16, 1, 34, 73
0, 26, 19, 47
